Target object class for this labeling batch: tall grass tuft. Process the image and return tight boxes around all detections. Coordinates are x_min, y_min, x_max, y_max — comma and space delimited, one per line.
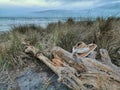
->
0, 17, 120, 70
53, 17, 120, 66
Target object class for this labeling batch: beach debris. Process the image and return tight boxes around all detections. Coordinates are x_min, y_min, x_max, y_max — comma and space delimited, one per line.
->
24, 42, 120, 90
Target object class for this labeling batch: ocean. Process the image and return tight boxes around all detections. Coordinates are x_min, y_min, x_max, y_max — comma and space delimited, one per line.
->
0, 17, 67, 31
0, 7, 120, 31
0, 16, 85, 31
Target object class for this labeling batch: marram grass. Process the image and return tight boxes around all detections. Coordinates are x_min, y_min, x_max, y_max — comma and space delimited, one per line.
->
0, 17, 120, 70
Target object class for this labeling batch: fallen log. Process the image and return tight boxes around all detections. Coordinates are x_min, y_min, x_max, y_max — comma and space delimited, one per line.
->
24, 45, 120, 90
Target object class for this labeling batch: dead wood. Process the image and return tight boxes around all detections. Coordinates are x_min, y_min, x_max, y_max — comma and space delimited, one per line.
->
100, 49, 120, 73
24, 45, 120, 90
87, 51, 97, 59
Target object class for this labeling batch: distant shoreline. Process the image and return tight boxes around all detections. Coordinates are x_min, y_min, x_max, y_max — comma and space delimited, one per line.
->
0, 17, 93, 32
0, 16, 120, 32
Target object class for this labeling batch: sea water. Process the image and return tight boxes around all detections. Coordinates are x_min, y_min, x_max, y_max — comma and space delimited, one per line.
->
0, 7, 120, 31
0, 17, 66, 31
0, 16, 86, 31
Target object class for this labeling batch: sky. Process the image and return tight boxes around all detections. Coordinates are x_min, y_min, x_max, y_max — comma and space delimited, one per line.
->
0, 0, 120, 17
0, 0, 120, 10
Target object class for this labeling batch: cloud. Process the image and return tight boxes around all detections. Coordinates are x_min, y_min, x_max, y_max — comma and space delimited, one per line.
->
0, 0, 120, 10
45, 0, 99, 8
0, 0, 61, 7
96, 0, 120, 7
63, 0, 99, 9
0, 0, 98, 6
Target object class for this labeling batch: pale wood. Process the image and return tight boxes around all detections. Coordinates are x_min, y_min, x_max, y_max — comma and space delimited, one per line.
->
100, 49, 120, 72
52, 47, 86, 73
87, 51, 97, 59
24, 45, 120, 90
24, 45, 85, 90
72, 42, 97, 57
100, 49, 113, 65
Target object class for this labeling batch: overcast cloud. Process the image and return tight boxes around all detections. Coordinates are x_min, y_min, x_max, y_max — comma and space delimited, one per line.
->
0, 0, 120, 10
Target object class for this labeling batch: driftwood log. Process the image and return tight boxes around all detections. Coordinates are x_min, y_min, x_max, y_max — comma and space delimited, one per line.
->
24, 45, 120, 90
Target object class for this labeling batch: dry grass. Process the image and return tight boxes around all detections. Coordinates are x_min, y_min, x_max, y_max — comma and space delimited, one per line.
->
0, 25, 45, 70
0, 17, 120, 70
48, 17, 120, 66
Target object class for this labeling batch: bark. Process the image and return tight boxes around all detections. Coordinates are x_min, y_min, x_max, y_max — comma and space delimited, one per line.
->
24, 45, 120, 90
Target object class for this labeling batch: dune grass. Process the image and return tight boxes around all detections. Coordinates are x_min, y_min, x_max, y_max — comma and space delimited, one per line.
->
0, 17, 120, 70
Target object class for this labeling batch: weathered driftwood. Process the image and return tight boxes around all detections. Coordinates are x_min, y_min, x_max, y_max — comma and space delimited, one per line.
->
24, 45, 120, 90
52, 47, 86, 73
87, 51, 97, 59
100, 49, 120, 70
